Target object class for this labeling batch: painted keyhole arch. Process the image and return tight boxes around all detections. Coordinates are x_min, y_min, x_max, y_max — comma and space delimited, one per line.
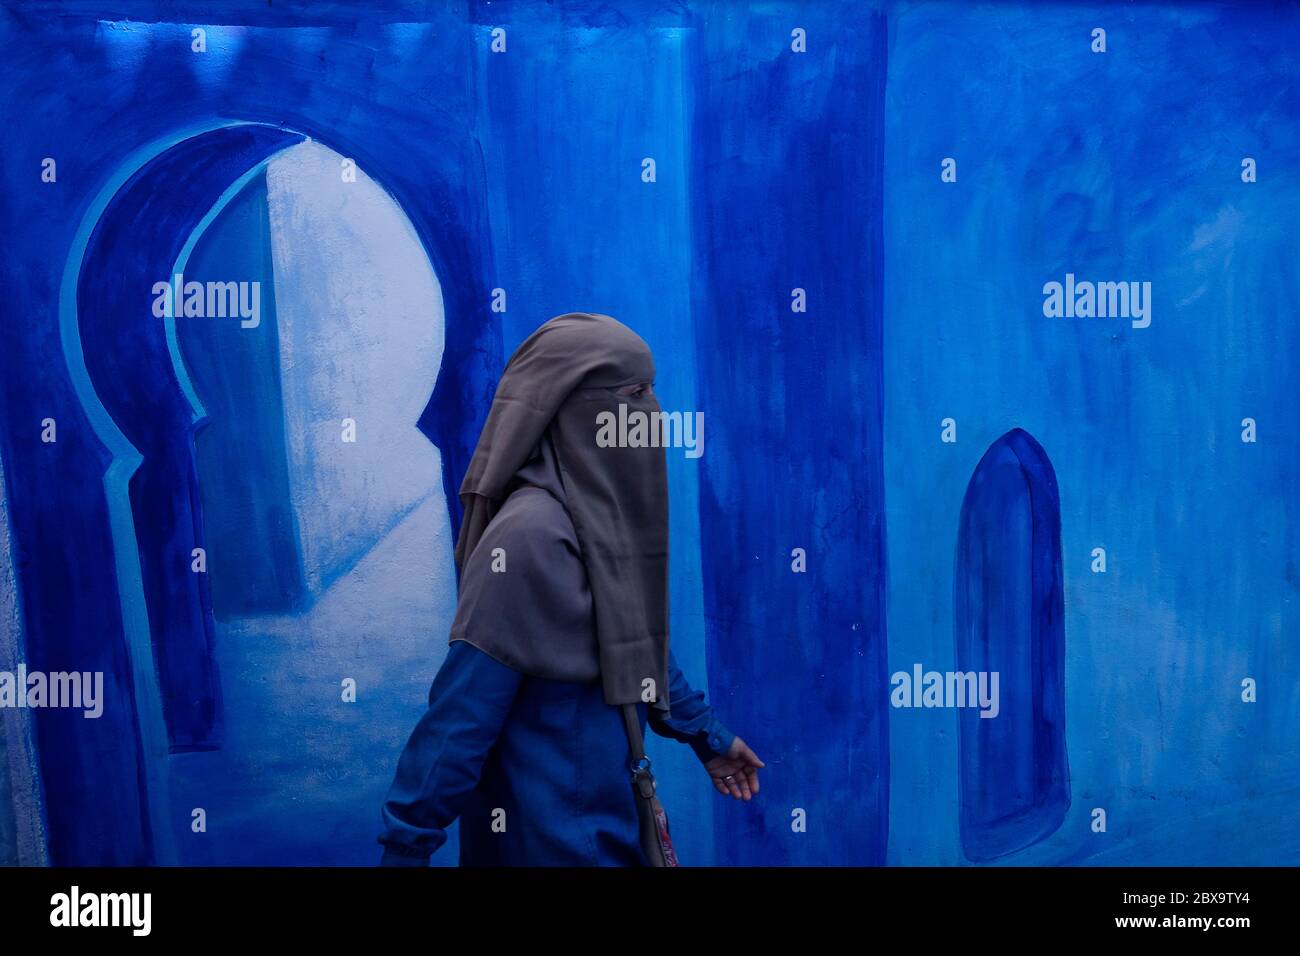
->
63, 123, 450, 764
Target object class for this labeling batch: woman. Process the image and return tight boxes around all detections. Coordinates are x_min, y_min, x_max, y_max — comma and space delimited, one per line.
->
378, 312, 763, 866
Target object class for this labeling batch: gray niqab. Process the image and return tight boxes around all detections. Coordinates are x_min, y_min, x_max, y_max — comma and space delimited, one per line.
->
450, 312, 671, 712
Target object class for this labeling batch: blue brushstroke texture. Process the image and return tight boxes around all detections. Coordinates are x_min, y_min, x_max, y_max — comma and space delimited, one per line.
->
688, 1, 891, 865
884, 1, 1300, 866
955, 429, 1070, 860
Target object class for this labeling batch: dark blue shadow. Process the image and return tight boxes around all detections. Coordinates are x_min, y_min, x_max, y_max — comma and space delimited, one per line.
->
179, 170, 307, 618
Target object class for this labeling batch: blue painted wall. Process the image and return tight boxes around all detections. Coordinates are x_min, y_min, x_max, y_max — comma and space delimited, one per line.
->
883, 0, 1300, 865
0, 0, 1295, 867
688, 1, 890, 865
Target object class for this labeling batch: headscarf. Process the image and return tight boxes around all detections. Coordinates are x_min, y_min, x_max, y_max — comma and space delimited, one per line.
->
451, 312, 671, 712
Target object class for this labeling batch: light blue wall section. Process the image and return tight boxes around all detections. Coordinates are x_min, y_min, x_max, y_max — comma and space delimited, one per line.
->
884, 0, 1300, 865
473, 7, 717, 863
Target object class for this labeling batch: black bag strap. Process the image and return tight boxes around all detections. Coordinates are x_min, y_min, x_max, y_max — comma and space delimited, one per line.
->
620, 703, 678, 867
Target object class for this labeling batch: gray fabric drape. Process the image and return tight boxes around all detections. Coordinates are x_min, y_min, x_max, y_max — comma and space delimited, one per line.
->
451, 312, 671, 712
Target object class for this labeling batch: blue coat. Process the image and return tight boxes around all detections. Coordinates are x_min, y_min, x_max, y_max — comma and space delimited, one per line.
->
378, 640, 734, 866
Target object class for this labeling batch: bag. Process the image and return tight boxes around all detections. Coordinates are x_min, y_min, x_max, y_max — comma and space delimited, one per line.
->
620, 703, 679, 867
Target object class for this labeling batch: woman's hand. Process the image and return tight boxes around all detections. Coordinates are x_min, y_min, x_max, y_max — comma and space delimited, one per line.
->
704, 737, 765, 801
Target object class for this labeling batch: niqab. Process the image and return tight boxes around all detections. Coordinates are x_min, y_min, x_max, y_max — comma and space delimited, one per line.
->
450, 312, 671, 712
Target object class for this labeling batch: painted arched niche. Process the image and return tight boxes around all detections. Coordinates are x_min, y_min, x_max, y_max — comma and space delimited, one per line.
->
954, 427, 1070, 861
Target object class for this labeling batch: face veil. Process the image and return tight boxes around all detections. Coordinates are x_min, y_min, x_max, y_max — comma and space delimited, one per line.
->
453, 312, 671, 712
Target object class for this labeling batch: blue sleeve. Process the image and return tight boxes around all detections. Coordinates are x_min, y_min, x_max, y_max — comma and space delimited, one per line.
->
648, 649, 736, 763
378, 640, 523, 866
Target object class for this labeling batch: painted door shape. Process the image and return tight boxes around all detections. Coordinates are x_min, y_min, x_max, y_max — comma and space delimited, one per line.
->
954, 428, 1070, 861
